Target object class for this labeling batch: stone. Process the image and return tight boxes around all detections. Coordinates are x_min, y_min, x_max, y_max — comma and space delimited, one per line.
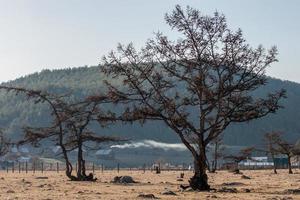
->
112, 176, 136, 184
36, 177, 49, 180
137, 194, 159, 199
221, 182, 245, 186
284, 188, 300, 194
161, 189, 177, 195
244, 188, 251, 193
218, 187, 238, 193
180, 173, 184, 178
241, 175, 251, 179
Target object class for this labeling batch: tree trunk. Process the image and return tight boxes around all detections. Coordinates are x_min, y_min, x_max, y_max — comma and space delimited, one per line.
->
77, 141, 84, 179
206, 159, 211, 173
189, 149, 210, 191
212, 143, 218, 172
59, 141, 77, 180
270, 153, 277, 174
287, 155, 293, 174
75, 139, 96, 181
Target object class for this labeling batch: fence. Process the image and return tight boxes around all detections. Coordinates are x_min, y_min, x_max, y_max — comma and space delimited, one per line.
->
1, 161, 192, 174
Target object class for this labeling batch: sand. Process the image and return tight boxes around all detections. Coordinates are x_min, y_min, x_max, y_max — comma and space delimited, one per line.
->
0, 169, 299, 199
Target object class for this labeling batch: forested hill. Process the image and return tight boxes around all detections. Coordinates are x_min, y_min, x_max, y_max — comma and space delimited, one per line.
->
0, 66, 299, 146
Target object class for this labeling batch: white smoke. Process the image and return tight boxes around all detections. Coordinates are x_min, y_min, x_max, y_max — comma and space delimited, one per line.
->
110, 140, 187, 151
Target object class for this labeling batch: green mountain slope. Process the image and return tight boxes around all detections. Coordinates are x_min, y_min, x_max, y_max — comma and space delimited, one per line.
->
0, 66, 299, 146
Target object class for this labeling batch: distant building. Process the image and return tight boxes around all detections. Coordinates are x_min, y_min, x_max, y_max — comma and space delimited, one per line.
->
240, 156, 273, 167
238, 155, 291, 169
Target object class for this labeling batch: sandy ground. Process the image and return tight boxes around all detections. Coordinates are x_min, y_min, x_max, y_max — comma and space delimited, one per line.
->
0, 169, 299, 200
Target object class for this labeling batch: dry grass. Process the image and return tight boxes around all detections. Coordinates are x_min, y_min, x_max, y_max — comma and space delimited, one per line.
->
0, 169, 299, 199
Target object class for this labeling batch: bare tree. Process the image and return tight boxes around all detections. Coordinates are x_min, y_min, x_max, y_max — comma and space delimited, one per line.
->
0, 129, 9, 157
264, 132, 279, 174
55, 97, 123, 181
0, 86, 123, 181
0, 86, 75, 179
101, 5, 285, 190
224, 147, 254, 173
210, 135, 225, 173
267, 132, 294, 174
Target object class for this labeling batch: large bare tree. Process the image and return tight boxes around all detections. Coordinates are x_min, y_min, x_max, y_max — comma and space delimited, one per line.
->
101, 5, 285, 190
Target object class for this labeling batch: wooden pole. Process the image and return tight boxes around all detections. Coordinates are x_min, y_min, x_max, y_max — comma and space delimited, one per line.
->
18, 162, 20, 173
159, 162, 161, 173
101, 164, 104, 174
117, 163, 120, 173
41, 162, 44, 173
33, 161, 35, 174
25, 161, 28, 174
12, 162, 14, 173
57, 162, 59, 173
92, 163, 95, 174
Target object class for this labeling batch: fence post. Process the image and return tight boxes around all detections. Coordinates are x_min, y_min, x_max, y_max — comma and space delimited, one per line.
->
18, 162, 20, 173
143, 163, 146, 173
57, 162, 59, 173
41, 162, 44, 173
92, 163, 95, 174
12, 162, 14, 173
159, 162, 161, 172
33, 161, 35, 174
101, 164, 104, 174
117, 163, 120, 173
26, 161, 28, 174
6, 161, 8, 173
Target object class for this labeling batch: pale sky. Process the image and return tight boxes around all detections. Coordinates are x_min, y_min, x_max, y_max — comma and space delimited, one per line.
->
0, 0, 299, 83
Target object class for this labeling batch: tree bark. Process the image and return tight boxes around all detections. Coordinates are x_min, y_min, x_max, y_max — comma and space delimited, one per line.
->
189, 148, 210, 191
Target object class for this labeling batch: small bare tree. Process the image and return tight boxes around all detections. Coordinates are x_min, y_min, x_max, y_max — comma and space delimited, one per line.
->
101, 5, 285, 190
210, 135, 225, 173
55, 97, 123, 180
268, 132, 294, 174
264, 132, 279, 174
0, 129, 9, 157
224, 147, 254, 173
0, 86, 123, 181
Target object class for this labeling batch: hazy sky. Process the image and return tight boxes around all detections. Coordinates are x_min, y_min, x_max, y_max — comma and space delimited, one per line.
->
0, 0, 299, 83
